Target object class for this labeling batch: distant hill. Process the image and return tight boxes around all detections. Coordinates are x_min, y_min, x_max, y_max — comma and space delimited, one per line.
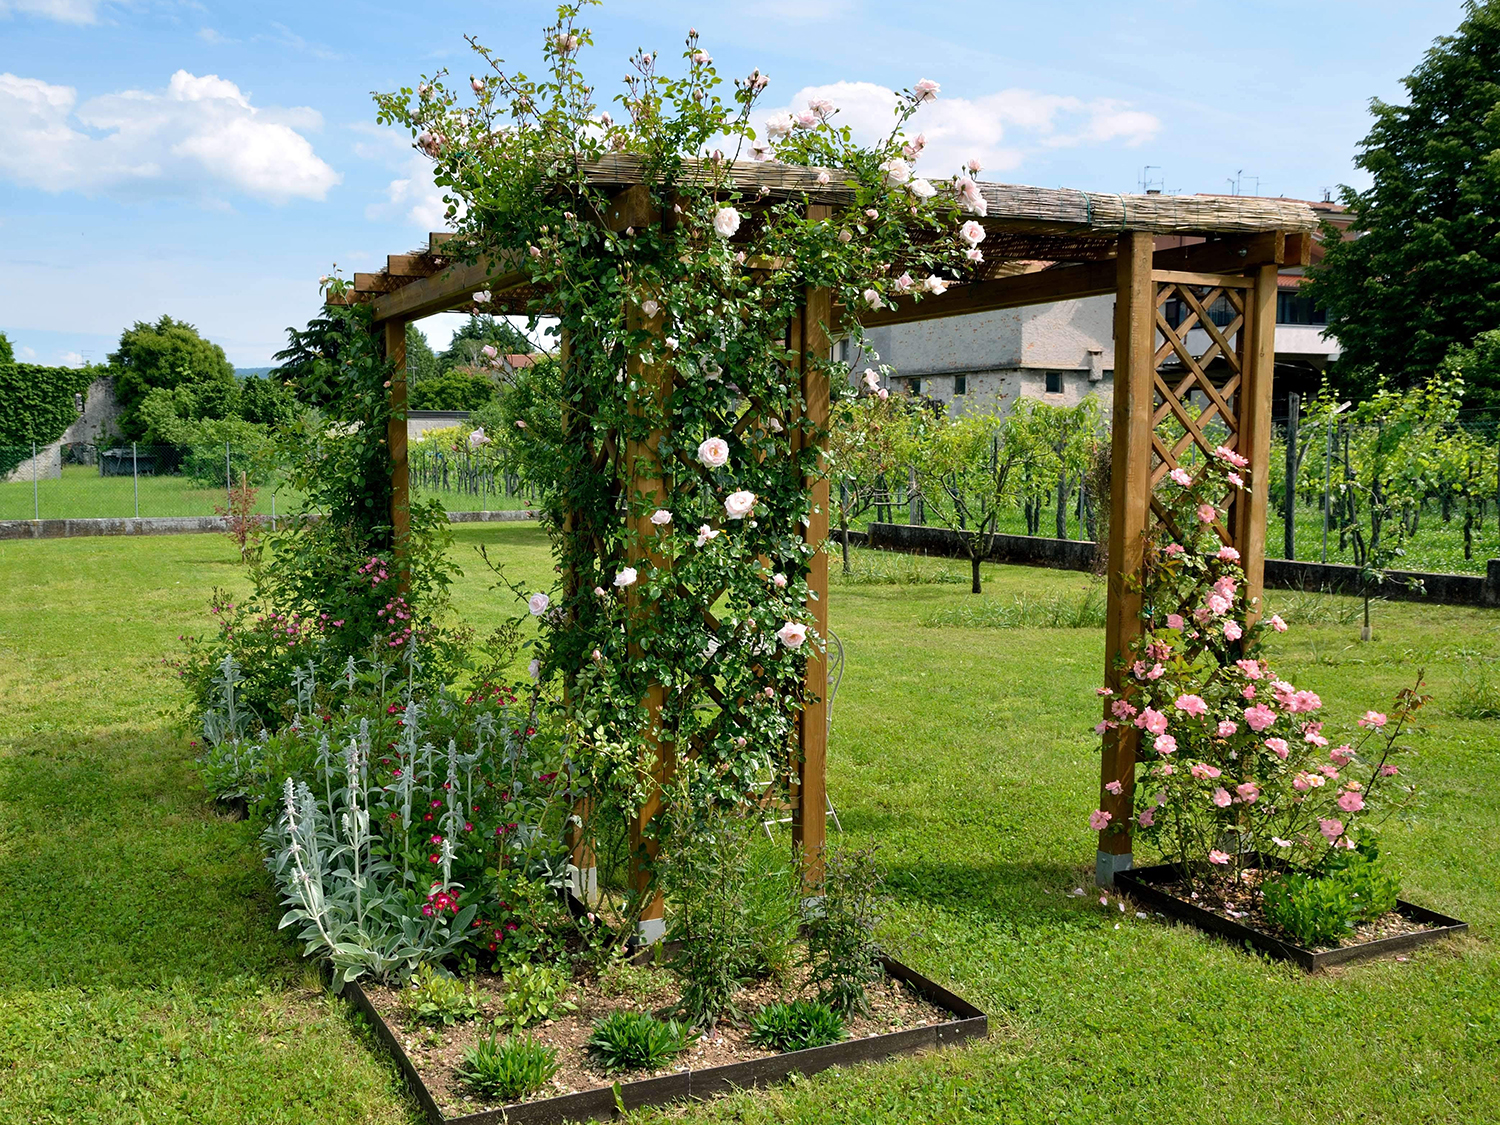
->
235, 367, 275, 379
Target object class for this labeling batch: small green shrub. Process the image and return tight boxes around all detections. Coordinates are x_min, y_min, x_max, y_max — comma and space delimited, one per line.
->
403, 963, 482, 1026
1262, 851, 1401, 947
748, 999, 847, 1053
1329, 848, 1401, 920
456, 1031, 558, 1101
585, 1010, 697, 1074
831, 549, 967, 586
805, 845, 884, 1016
497, 962, 577, 1029
1454, 658, 1500, 720
739, 840, 804, 983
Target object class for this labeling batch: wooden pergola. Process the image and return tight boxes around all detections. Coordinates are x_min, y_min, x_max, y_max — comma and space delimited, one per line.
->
334, 156, 1318, 900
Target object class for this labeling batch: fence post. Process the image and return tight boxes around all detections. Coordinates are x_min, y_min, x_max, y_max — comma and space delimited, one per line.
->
1321, 417, 1333, 563
1283, 392, 1299, 560
271, 491, 276, 531
132, 442, 140, 518
33, 441, 39, 520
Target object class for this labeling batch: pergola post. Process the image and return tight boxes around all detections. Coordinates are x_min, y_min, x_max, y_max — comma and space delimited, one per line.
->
384, 320, 411, 556
1098, 232, 1155, 885
1234, 263, 1280, 619
791, 272, 833, 894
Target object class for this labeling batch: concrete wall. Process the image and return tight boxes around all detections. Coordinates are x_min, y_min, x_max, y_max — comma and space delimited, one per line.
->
0, 508, 540, 540
408, 410, 472, 443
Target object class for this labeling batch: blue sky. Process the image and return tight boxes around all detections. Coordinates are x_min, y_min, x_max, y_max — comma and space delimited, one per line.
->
0, 0, 1470, 367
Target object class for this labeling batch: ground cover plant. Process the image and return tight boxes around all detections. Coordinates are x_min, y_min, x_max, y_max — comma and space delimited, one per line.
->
1, 525, 1497, 1124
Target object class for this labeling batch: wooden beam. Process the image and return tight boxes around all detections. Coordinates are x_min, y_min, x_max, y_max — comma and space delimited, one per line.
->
1151, 269, 1255, 289
859, 257, 1119, 328
370, 254, 526, 324
1283, 231, 1313, 268
1150, 232, 1285, 275
386, 253, 442, 278
1098, 232, 1155, 886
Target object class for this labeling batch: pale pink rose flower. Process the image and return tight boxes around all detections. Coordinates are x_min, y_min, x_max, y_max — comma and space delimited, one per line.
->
877, 388, 889, 400
693, 50, 712, 64
966, 157, 983, 174
1095, 721, 1110, 734
922, 274, 948, 295
712, 207, 741, 238
909, 178, 938, 201
1137, 807, 1156, 828
1197, 502, 1218, 523
880, 157, 911, 186
1223, 620, 1243, 641
772, 573, 788, 588
966, 247, 984, 262
1139, 708, 1168, 735
1208, 849, 1231, 865
1357, 710, 1388, 729
1096, 686, 1115, 697
1105, 780, 1123, 795
1214, 444, 1250, 468
1163, 542, 1185, 556
724, 490, 757, 519
1379, 763, 1400, 776
650, 509, 672, 526
1265, 737, 1290, 760
1318, 763, 1340, 779
1236, 659, 1263, 679
1244, 703, 1276, 731
1318, 818, 1344, 843
1207, 593, 1231, 616
1212, 788, 1233, 808
816, 170, 831, 185
808, 97, 834, 116
613, 568, 638, 588
695, 525, 720, 548
1330, 745, 1354, 766
1166, 613, 1186, 630
1228, 471, 1245, 489
777, 621, 807, 647
1337, 789, 1365, 813
1175, 694, 1209, 718
641, 298, 661, 318
1293, 772, 1313, 792
765, 112, 794, 139
863, 288, 883, 308
1088, 809, 1112, 831
795, 111, 819, 129
838, 229, 853, 243
472, 77, 485, 93
482, 344, 498, 359
697, 437, 730, 468
893, 272, 914, 292
1217, 546, 1241, 561
866, 208, 879, 218
1154, 733, 1177, 754
1217, 720, 1238, 737
913, 78, 940, 102
1236, 782, 1260, 803
959, 219, 986, 246
1269, 614, 1287, 632
528, 593, 550, 616
1169, 467, 1193, 487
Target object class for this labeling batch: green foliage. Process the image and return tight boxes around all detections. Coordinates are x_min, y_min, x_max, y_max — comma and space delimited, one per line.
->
1307, 2, 1500, 402
1262, 850, 1401, 948
748, 999, 846, 1053
740, 839, 806, 982
585, 1010, 697, 1074
496, 962, 577, 1030
0, 362, 98, 473
109, 315, 238, 440
238, 374, 300, 429
921, 584, 1106, 629
409, 368, 497, 411
403, 964, 482, 1026
804, 845, 884, 1017
830, 548, 967, 587
1454, 657, 1500, 719
1443, 328, 1500, 417
438, 314, 534, 372
457, 1031, 559, 1101
0, 331, 13, 365
272, 309, 372, 409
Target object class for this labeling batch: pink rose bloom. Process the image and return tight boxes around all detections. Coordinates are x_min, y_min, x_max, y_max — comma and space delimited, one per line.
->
1358, 710, 1388, 729
1137, 807, 1156, 828
776, 621, 808, 648
1095, 721, 1110, 734
1293, 690, 1323, 713
1330, 745, 1354, 766
1207, 593, 1231, 616
1170, 467, 1193, 487
1139, 708, 1168, 735
1244, 703, 1276, 732
1337, 789, 1365, 813
1156, 762, 1175, 776
1089, 809, 1112, 831
1236, 782, 1261, 803
1214, 444, 1250, 468
1217, 720, 1238, 737
1190, 762, 1221, 780
1304, 730, 1329, 748
1269, 614, 1287, 633
1379, 763, 1400, 776
1166, 613, 1185, 630
1112, 699, 1138, 720
1265, 737, 1290, 760
1236, 658, 1263, 680
1105, 780, 1123, 795
1242, 685, 1257, 700
1154, 733, 1178, 754
1195, 606, 1214, 625
1212, 787, 1232, 808
1318, 818, 1345, 843
697, 437, 730, 468
1318, 763, 1340, 779
1197, 502, 1217, 524
1208, 849, 1231, 865
1175, 694, 1208, 718
1292, 772, 1313, 792
1096, 686, 1115, 697
1163, 543, 1186, 556
1217, 546, 1241, 561
1147, 663, 1165, 680
1223, 620, 1243, 641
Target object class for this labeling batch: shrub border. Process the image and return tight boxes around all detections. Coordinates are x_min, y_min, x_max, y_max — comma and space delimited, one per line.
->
1116, 861, 1468, 971
345, 956, 987, 1125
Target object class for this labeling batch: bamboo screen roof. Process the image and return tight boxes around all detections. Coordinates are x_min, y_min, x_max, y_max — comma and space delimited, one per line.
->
339, 155, 1319, 321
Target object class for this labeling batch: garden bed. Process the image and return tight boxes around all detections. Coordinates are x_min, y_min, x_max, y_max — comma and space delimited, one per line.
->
346, 955, 986, 1125
1117, 862, 1468, 971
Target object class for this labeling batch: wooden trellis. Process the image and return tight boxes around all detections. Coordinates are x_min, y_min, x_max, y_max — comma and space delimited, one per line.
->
333, 161, 1315, 905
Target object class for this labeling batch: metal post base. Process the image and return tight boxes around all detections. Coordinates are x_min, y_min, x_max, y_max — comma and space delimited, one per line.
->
1096, 849, 1133, 887
636, 916, 666, 945
571, 865, 599, 906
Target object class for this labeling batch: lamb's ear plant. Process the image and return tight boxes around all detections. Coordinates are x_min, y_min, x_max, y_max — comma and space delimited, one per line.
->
804, 844, 884, 1017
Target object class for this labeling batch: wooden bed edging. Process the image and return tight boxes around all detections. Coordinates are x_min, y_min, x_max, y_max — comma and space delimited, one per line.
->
1116, 862, 1469, 972
345, 955, 987, 1125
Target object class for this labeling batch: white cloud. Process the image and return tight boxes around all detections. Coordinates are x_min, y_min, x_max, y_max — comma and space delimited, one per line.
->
0, 0, 100, 24
0, 70, 342, 204
59, 350, 85, 367
758, 81, 1160, 179
18, 345, 38, 360
353, 123, 452, 231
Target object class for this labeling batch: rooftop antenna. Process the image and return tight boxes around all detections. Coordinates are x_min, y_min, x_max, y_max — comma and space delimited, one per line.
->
1321, 186, 1333, 203
1139, 165, 1163, 195
1227, 170, 1242, 196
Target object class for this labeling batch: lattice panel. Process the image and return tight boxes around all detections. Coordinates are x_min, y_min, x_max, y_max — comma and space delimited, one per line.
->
1147, 276, 1254, 548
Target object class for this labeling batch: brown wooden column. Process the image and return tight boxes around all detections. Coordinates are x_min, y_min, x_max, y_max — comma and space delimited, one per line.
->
1233, 262, 1279, 620
384, 320, 411, 556
1098, 232, 1155, 885
791, 229, 833, 891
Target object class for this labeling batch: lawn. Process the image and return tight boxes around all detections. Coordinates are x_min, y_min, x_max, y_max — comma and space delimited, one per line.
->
0, 526, 1496, 1124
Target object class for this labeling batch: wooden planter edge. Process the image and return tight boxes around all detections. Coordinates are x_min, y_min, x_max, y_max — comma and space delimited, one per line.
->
1117, 862, 1470, 971
346, 955, 988, 1125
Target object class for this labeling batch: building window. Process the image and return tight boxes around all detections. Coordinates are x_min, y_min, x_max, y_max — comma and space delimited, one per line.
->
954, 374, 967, 395
1162, 292, 1236, 330
909, 377, 922, 395
1276, 291, 1327, 325
1045, 371, 1063, 394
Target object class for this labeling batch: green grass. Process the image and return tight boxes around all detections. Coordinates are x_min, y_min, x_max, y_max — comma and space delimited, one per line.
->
1, 527, 1497, 1123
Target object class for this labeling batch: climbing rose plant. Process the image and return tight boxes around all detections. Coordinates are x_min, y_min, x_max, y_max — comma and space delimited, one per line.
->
374, 4, 985, 901
1093, 448, 1425, 892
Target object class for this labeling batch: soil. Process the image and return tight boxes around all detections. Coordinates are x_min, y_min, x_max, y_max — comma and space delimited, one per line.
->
363, 958, 950, 1116
1153, 868, 1439, 952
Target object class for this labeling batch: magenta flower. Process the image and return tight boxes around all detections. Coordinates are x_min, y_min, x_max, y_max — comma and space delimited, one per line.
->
1212, 787, 1232, 808
1175, 694, 1209, 718
1137, 807, 1156, 828
1166, 613, 1185, 630
1244, 703, 1276, 732
1105, 780, 1123, 795
1089, 809, 1112, 831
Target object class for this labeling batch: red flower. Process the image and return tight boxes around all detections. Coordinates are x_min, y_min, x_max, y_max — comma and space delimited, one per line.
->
428, 854, 440, 864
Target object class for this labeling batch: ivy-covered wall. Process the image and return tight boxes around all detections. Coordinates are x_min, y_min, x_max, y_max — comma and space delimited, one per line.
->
0, 363, 101, 474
